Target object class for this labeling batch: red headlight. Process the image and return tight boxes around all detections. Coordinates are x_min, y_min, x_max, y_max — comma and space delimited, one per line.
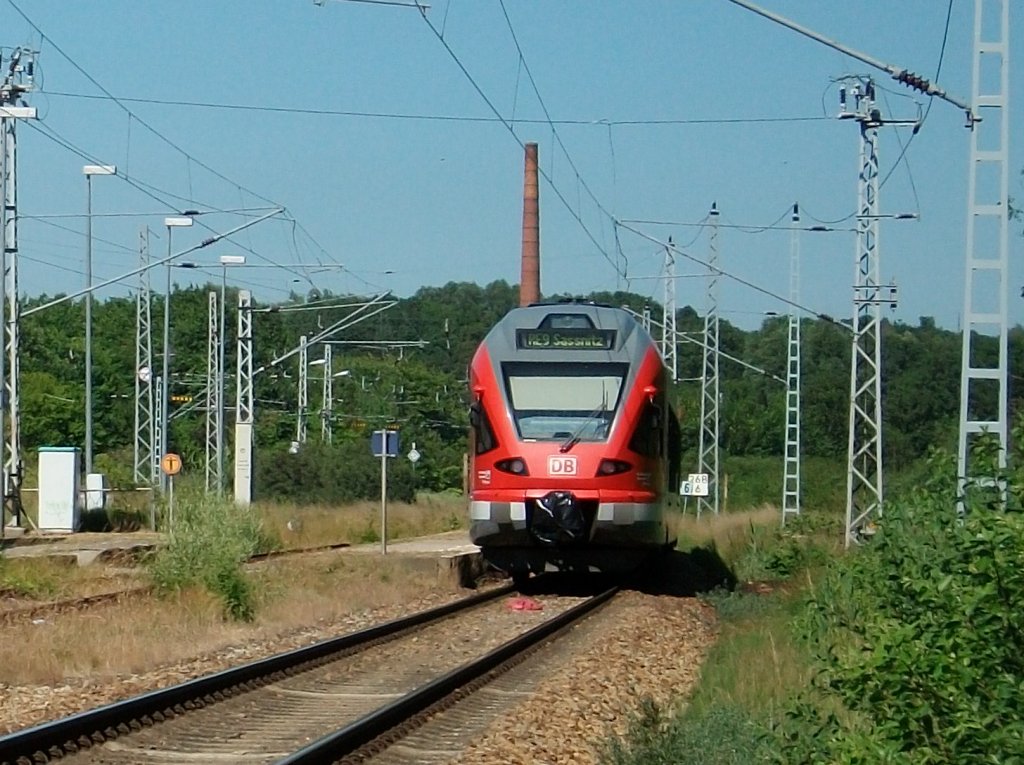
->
597, 459, 631, 476
495, 458, 529, 476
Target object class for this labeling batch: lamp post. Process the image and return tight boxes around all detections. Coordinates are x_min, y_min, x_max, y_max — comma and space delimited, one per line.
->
161, 215, 194, 492
82, 164, 116, 477
218, 255, 245, 494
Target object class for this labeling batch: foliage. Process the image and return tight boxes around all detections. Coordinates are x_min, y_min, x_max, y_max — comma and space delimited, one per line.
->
600, 698, 768, 765
256, 439, 417, 504
768, 444, 1024, 763
148, 496, 276, 620
0, 558, 61, 599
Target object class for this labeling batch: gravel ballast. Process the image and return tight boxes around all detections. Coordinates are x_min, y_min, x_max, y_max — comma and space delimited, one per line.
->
1, 589, 717, 763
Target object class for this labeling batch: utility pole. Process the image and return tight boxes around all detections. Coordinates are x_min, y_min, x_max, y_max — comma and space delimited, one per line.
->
133, 228, 156, 485
296, 334, 308, 445
840, 78, 905, 546
321, 343, 333, 443
205, 290, 220, 493
0, 48, 36, 533
661, 238, 678, 382
234, 290, 254, 506
958, 0, 1010, 512
782, 203, 801, 524
725, 0, 980, 536
698, 203, 721, 517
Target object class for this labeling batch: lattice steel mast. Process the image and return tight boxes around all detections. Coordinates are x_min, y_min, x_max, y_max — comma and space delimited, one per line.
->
296, 334, 308, 445
698, 203, 720, 517
662, 238, 678, 382
321, 343, 333, 443
958, 0, 1010, 511
234, 290, 254, 506
0, 49, 35, 532
782, 203, 801, 524
205, 291, 220, 493
133, 228, 155, 485
842, 79, 886, 546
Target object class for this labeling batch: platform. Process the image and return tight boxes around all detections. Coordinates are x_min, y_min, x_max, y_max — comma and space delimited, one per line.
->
0, 529, 486, 588
0, 531, 160, 566
346, 530, 486, 588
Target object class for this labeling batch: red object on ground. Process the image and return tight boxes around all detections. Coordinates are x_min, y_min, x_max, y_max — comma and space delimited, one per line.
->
506, 596, 544, 611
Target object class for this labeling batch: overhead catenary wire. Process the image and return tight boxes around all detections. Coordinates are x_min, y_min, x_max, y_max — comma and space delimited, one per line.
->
617, 221, 852, 332
22, 207, 284, 317
39, 90, 832, 127
410, 0, 626, 280
10, 0, 354, 288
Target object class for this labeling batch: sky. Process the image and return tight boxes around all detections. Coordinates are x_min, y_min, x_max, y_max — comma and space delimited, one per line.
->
0, 0, 1020, 332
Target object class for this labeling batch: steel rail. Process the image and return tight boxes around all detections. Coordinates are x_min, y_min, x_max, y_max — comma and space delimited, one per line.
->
278, 586, 619, 765
0, 584, 513, 765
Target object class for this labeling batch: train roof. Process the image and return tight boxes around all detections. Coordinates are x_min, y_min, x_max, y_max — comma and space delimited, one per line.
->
477, 303, 656, 363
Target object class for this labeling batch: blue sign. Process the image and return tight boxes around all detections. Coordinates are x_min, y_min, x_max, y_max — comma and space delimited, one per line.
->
371, 430, 400, 457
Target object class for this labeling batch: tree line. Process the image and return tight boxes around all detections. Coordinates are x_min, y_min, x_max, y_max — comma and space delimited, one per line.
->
18, 280, 1017, 500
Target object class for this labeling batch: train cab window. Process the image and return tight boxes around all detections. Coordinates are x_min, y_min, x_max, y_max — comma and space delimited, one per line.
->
469, 402, 498, 455
503, 362, 626, 443
629, 400, 662, 457
540, 313, 595, 330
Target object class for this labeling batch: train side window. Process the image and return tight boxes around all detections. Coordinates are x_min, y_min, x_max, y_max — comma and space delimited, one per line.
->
628, 400, 661, 457
470, 403, 498, 455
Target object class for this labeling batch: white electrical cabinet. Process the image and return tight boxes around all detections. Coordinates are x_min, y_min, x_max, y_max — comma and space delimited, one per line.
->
38, 447, 81, 532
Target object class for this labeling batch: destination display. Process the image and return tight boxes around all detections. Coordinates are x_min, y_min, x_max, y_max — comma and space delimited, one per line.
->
516, 328, 616, 350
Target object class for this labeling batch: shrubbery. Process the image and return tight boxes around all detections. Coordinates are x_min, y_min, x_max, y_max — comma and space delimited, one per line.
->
148, 497, 278, 620
256, 439, 416, 505
769, 445, 1024, 762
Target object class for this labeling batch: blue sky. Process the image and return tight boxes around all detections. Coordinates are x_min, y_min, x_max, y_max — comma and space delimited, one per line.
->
2, 0, 1021, 330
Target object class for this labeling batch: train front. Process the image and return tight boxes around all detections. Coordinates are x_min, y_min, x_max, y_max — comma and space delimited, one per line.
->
468, 304, 679, 577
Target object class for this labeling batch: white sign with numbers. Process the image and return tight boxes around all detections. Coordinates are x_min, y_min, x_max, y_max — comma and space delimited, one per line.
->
681, 472, 709, 496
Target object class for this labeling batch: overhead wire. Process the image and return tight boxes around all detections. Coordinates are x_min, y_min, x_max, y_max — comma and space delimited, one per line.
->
617, 220, 852, 331
9, 0, 356, 290
497, 0, 626, 277
40, 90, 831, 127
408, 0, 632, 280
23, 118, 348, 292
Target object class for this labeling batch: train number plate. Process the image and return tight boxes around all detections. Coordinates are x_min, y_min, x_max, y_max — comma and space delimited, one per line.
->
548, 455, 578, 476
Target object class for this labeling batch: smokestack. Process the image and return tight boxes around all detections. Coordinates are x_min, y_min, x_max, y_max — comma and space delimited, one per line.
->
519, 142, 540, 306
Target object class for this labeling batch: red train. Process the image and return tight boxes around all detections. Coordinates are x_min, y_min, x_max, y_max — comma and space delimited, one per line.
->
468, 302, 680, 579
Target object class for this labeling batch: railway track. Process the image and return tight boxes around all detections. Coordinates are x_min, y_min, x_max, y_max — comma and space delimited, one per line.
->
0, 542, 352, 626
0, 581, 615, 764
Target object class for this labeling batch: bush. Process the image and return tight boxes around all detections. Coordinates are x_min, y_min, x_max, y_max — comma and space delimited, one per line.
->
770, 458, 1024, 761
256, 440, 416, 505
148, 497, 275, 620
600, 699, 768, 765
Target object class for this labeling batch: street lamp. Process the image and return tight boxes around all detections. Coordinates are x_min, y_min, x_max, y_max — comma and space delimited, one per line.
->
161, 215, 194, 491
82, 164, 116, 477
218, 255, 245, 494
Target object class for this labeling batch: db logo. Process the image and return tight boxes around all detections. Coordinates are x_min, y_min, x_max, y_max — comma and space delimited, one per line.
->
548, 455, 578, 476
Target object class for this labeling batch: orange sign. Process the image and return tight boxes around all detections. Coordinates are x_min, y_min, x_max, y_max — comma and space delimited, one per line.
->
161, 453, 183, 476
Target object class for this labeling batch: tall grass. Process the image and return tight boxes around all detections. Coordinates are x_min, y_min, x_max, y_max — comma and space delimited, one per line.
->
148, 496, 273, 620
602, 505, 838, 764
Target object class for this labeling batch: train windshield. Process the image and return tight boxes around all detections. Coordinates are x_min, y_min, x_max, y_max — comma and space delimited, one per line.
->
504, 363, 627, 442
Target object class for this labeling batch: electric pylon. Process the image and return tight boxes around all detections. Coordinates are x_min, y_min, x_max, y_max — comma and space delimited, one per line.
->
321, 343, 333, 443
296, 334, 308, 445
234, 290, 254, 506
205, 290, 220, 493
662, 238, 678, 382
0, 48, 36, 532
698, 203, 720, 517
841, 78, 902, 546
957, 0, 1010, 512
133, 228, 155, 485
782, 203, 801, 524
